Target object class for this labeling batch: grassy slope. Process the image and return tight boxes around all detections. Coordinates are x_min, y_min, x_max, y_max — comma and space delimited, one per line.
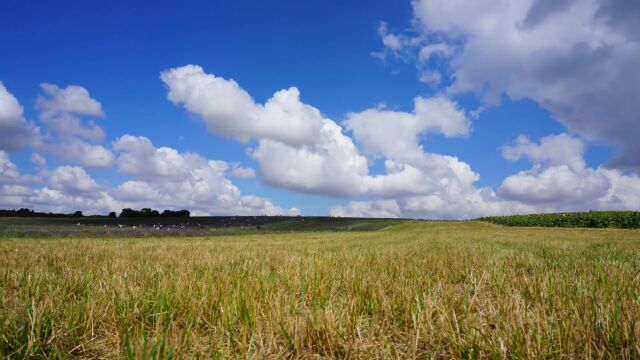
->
0, 216, 405, 238
0, 221, 639, 358
258, 217, 403, 232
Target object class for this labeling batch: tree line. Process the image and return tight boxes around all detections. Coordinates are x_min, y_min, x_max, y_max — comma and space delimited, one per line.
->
0, 208, 190, 218
117, 208, 190, 218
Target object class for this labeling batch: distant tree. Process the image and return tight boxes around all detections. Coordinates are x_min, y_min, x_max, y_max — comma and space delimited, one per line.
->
0, 208, 92, 218
119, 208, 140, 217
17, 208, 33, 217
150, 210, 160, 217
161, 210, 173, 217
108, 211, 117, 218
161, 209, 190, 217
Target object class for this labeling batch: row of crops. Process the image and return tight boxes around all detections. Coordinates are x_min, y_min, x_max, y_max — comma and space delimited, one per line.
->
479, 211, 640, 229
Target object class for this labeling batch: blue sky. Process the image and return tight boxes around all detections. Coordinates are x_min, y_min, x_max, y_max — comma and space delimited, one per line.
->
0, 0, 638, 218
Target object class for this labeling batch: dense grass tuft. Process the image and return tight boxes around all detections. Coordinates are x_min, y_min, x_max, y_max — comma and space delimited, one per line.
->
1, 221, 639, 358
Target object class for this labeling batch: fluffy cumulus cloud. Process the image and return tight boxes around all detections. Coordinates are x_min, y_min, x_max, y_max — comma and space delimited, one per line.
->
499, 133, 640, 211
47, 166, 100, 194
48, 140, 114, 168
333, 133, 640, 219
161, 65, 324, 146
377, 0, 640, 172
37, 83, 105, 141
4, 53, 639, 218
162, 65, 487, 208
162, 65, 370, 198
0, 150, 114, 213
249, 126, 368, 198
502, 133, 586, 171
0, 79, 298, 216
338, 97, 530, 219
330, 199, 402, 218
162, 65, 548, 219
345, 96, 470, 165
0, 82, 39, 151
110, 135, 299, 216
0, 138, 298, 216
113, 135, 196, 180
162, 63, 640, 219
35, 83, 114, 168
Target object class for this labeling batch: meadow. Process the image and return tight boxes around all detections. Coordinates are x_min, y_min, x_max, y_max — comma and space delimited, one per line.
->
0, 220, 639, 358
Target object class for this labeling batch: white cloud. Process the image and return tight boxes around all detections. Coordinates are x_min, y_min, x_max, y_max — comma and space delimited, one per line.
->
345, 96, 470, 165
111, 135, 299, 216
249, 124, 369, 198
160, 64, 639, 219
48, 166, 100, 195
162, 65, 370, 198
3, 68, 637, 218
0, 82, 39, 151
331, 189, 535, 220
403, 188, 536, 220
0, 150, 39, 185
372, 22, 424, 63
418, 70, 442, 85
598, 168, 640, 210
0, 84, 24, 127
0, 150, 113, 213
418, 43, 454, 63
378, 0, 640, 172
501, 165, 610, 205
0, 151, 24, 184
161, 65, 324, 146
0, 136, 298, 216
110, 180, 160, 202
364, 155, 479, 198
330, 199, 401, 218
365, 161, 436, 198
160, 65, 534, 218
239, 195, 300, 217
229, 164, 255, 178
342, 95, 502, 219
25, 187, 117, 215
0, 79, 298, 216
322, 132, 640, 218
32, 83, 114, 168
37, 83, 105, 142
37, 83, 104, 119
499, 133, 640, 210
113, 135, 196, 180
378, 22, 404, 51
46, 140, 115, 168
502, 133, 586, 171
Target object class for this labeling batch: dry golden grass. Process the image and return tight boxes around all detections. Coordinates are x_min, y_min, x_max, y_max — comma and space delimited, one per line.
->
1, 221, 639, 358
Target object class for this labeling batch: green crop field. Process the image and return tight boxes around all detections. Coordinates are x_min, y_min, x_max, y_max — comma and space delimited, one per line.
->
1, 220, 639, 358
480, 211, 640, 229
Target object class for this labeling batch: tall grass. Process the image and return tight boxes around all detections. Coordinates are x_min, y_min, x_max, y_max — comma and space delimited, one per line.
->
1, 221, 639, 358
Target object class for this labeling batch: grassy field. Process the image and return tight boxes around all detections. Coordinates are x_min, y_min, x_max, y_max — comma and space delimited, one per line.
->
1, 221, 639, 358
0, 216, 404, 238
